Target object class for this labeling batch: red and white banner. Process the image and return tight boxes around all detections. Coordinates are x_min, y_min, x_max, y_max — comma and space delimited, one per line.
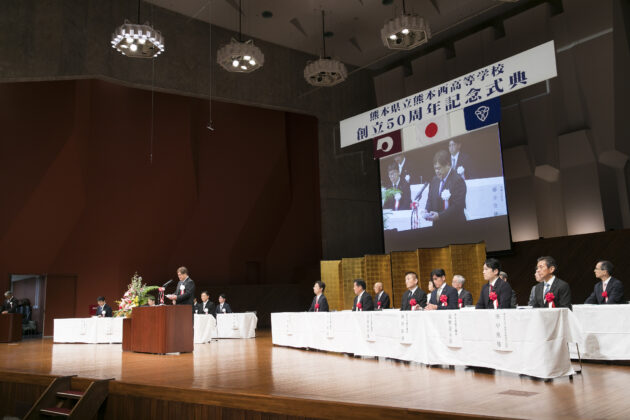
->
372, 129, 402, 159
403, 114, 450, 152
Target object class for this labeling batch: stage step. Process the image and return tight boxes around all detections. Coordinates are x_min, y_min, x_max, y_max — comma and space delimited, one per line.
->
56, 390, 84, 399
40, 406, 71, 416
24, 376, 112, 419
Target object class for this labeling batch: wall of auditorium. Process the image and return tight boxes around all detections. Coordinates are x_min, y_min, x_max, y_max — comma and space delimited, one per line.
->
0, 0, 382, 261
372, 0, 630, 242
0, 79, 321, 317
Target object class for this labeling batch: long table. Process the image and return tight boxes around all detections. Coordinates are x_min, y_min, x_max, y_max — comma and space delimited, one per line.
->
54, 313, 258, 344
272, 308, 581, 379
54, 317, 123, 343
570, 304, 630, 360
194, 313, 258, 343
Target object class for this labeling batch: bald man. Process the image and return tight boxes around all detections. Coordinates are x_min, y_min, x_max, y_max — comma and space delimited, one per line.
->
373, 282, 390, 310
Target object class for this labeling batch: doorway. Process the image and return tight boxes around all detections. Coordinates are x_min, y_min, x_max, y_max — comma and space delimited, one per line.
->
9, 274, 45, 336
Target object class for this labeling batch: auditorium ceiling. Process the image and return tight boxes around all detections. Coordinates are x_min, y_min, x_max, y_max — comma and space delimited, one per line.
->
146, 0, 539, 69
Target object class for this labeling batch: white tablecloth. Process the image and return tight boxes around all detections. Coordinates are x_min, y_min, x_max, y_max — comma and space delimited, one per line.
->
194, 312, 258, 342
216, 313, 258, 339
570, 304, 630, 360
272, 309, 581, 379
54, 317, 123, 343
194, 314, 217, 343
54, 312, 258, 344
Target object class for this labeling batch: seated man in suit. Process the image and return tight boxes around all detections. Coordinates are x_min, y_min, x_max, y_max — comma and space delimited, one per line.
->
96, 296, 112, 317
500, 271, 517, 308
2, 291, 18, 314
373, 282, 390, 310
382, 164, 412, 211
532, 256, 572, 309
452, 275, 473, 308
476, 258, 513, 309
308, 281, 329, 312
423, 150, 467, 228
352, 279, 374, 311
216, 294, 233, 314
195, 291, 216, 315
400, 272, 427, 310
585, 260, 624, 304
425, 268, 459, 310
528, 272, 543, 306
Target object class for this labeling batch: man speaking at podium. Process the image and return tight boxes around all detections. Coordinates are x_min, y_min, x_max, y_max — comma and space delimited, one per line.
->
166, 266, 196, 308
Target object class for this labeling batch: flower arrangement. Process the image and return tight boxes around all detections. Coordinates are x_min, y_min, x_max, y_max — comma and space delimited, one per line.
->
114, 272, 159, 317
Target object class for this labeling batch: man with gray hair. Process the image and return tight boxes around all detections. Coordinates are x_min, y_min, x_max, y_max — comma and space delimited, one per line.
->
500, 271, 517, 308
451, 275, 473, 308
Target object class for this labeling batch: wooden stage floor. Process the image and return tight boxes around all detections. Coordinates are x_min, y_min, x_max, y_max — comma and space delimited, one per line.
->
1, 330, 629, 419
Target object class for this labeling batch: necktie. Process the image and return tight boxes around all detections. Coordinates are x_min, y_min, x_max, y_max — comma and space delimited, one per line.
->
543, 283, 550, 304
452, 156, 456, 167
439, 180, 445, 194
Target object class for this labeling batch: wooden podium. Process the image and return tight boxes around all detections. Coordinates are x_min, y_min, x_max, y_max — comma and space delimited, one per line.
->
123, 305, 193, 354
0, 313, 22, 342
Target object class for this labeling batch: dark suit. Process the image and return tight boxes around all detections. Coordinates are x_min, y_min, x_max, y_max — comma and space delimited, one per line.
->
383, 179, 412, 211
96, 303, 112, 317
373, 291, 390, 310
450, 152, 473, 179
476, 279, 513, 309
195, 300, 216, 315
532, 277, 572, 309
175, 277, 196, 306
2, 297, 18, 314
429, 284, 459, 309
510, 288, 518, 308
585, 277, 625, 304
352, 292, 374, 311
398, 160, 414, 184
457, 289, 473, 307
308, 295, 329, 312
425, 169, 467, 228
216, 302, 233, 314
400, 288, 427, 310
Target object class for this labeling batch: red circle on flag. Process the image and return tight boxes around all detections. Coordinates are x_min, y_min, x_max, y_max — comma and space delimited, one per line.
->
425, 122, 438, 138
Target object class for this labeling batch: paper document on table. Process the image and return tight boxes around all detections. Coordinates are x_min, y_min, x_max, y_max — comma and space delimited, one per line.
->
493, 312, 512, 351
399, 312, 412, 344
447, 312, 463, 348
326, 313, 334, 338
365, 313, 376, 342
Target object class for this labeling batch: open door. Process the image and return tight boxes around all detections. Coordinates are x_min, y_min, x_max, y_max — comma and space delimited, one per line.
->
43, 275, 77, 337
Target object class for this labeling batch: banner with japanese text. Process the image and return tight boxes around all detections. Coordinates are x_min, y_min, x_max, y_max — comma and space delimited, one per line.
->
340, 40, 557, 148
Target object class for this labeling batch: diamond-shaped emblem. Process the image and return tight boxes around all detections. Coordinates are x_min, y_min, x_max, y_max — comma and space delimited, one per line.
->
474, 105, 490, 122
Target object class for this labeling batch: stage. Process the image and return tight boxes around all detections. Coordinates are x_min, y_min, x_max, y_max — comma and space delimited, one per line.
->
1, 331, 629, 419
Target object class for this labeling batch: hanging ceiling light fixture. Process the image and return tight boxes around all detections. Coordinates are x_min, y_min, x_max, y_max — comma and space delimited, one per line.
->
381, 0, 431, 50
216, 0, 264, 73
111, 1, 165, 58
304, 10, 347, 87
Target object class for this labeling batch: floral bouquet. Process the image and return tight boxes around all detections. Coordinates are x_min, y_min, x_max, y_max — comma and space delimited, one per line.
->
114, 272, 159, 317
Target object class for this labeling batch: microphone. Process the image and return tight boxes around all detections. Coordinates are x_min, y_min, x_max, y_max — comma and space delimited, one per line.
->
162, 279, 173, 288
414, 183, 429, 201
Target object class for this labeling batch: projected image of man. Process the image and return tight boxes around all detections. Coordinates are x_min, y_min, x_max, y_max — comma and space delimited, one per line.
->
383, 164, 411, 211
448, 139, 473, 180
423, 150, 467, 227
394, 153, 413, 184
